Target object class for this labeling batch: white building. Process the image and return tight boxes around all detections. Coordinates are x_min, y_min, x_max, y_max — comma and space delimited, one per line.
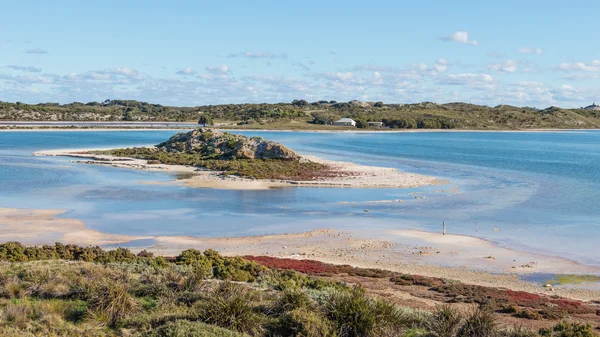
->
367, 121, 384, 128
333, 118, 356, 127
584, 103, 600, 111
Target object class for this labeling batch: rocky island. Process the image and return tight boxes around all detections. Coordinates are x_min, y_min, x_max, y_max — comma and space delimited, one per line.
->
35, 128, 440, 189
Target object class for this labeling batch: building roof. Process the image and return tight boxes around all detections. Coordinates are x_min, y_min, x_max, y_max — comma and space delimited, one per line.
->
335, 118, 355, 123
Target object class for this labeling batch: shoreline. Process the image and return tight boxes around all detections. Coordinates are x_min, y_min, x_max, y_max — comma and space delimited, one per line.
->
34, 147, 442, 190
1, 124, 600, 133
1, 207, 599, 301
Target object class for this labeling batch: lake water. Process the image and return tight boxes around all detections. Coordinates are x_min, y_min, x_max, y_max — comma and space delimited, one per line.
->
1, 130, 599, 266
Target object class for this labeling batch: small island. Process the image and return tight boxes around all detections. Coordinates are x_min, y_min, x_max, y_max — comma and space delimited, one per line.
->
36, 128, 440, 190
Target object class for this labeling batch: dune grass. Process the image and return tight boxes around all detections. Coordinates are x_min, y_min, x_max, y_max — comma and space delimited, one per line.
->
0, 242, 596, 337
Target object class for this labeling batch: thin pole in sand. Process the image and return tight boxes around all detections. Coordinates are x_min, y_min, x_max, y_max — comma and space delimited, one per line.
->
442, 221, 446, 235
476, 221, 478, 233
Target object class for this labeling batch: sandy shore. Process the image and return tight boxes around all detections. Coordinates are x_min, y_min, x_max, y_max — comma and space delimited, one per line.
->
1, 207, 599, 301
34, 148, 442, 190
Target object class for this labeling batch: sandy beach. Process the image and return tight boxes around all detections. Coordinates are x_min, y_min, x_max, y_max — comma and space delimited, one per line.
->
34, 148, 442, 190
1, 207, 599, 302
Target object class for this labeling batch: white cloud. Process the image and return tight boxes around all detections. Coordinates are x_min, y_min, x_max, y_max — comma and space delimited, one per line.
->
439, 73, 494, 85
322, 72, 354, 81
517, 47, 543, 54
62, 67, 144, 82
25, 48, 48, 54
106, 67, 142, 79
440, 31, 479, 46
489, 60, 518, 73
560, 73, 600, 81
7, 65, 42, 73
206, 64, 230, 73
434, 58, 448, 72
516, 81, 544, 87
176, 67, 196, 76
555, 60, 600, 72
228, 51, 287, 59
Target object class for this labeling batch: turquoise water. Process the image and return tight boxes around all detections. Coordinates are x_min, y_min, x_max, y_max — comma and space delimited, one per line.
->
1, 130, 600, 266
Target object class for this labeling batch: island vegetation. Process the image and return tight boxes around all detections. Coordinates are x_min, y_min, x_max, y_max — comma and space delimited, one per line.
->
93, 128, 336, 180
3, 99, 600, 130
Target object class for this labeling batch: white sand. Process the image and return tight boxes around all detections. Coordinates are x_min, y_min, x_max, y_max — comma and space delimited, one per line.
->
2, 207, 600, 301
34, 148, 442, 190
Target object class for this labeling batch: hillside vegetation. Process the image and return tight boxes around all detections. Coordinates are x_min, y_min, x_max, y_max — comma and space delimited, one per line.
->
2, 99, 600, 130
0, 241, 598, 337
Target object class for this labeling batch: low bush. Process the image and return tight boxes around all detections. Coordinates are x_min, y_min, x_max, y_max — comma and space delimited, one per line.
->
325, 286, 407, 337
145, 319, 249, 337
273, 307, 335, 337
428, 305, 463, 337
539, 321, 598, 337
196, 282, 265, 336
86, 280, 139, 327
457, 307, 498, 337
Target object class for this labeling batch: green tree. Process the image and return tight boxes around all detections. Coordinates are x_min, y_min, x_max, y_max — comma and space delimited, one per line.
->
198, 115, 213, 126
355, 118, 369, 129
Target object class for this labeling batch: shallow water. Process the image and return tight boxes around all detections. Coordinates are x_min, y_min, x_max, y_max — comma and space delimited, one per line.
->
1, 130, 599, 267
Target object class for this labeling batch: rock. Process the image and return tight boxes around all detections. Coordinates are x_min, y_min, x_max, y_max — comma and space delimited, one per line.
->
156, 128, 299, 160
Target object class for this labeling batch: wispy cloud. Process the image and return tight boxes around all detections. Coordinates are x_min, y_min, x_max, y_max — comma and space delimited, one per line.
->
438, 73, 494, 85
554, 60, 600, 72
489, 60, 518, 73
517, 47, 543, 54
206, 64, 230, 73
228, 51, 287, 60
25, 48, 48, 54
7, 65, 42, 73
292, 63, 311, 71
434, 58, 449, 73
64, 67, 144, 81
175, 67, 196, 76
440, 31, 479, 46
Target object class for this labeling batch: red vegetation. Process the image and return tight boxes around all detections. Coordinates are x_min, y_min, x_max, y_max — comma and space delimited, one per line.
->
244, 256, 391, 278
243, 255, 597, 320
244, 256, 340, 275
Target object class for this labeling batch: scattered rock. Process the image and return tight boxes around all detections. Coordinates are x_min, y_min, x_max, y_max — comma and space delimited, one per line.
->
157, 128, 299, 160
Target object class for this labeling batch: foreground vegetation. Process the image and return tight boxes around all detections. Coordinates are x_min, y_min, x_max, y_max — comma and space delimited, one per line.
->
0, 242, 598, 337
3, 99, 600, 130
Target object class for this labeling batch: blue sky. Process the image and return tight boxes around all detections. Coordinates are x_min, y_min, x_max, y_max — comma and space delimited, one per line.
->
1, 0, 599, 107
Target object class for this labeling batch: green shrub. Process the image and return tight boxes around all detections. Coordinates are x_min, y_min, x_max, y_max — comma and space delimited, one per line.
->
325, 287, 406, 337
145, 319, 249, 337
87, 280, 138, 327
428, 305, 463, 337
514, 309, 542, 320
64, 300, 88, 323
539, 321, 598, 337
457, 307, 498, 337
275, 307, 335, 337
269, 288, 313, 316
403, 328, 435, 337
503, 325, 539, 337
196, 282, 265, 336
